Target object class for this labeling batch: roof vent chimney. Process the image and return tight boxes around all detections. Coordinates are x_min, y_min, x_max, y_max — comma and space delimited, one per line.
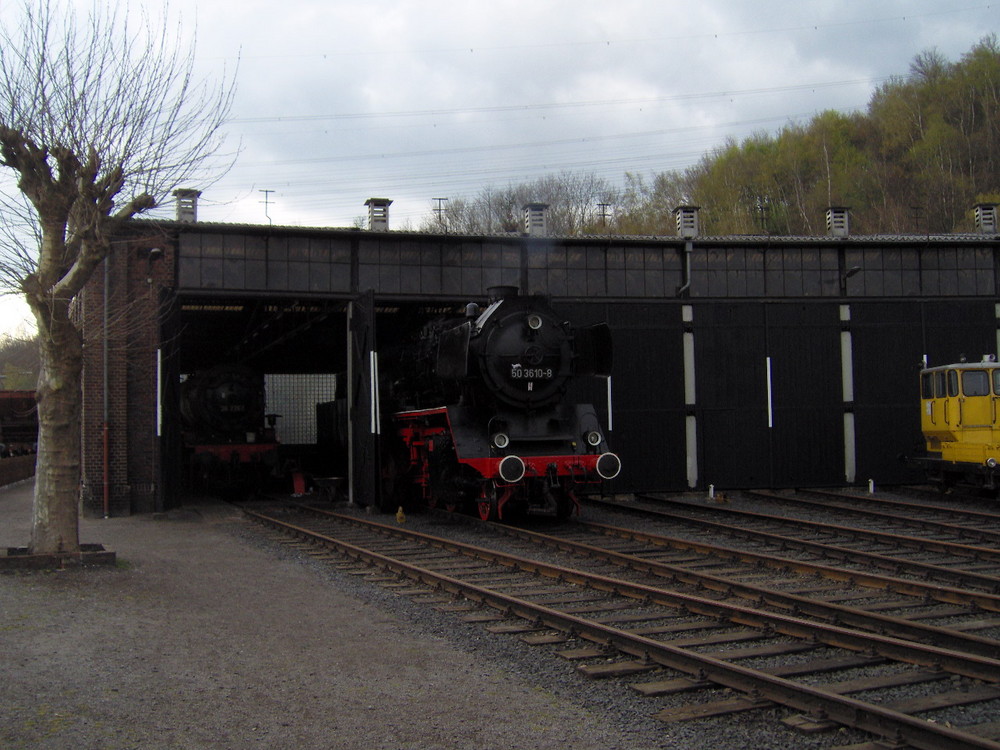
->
674, 205, 700, 238
523, 202, 549, 237
365, 198, 392, 231
974, 203, 998, 234
174, 189, 201, 223
826, 206, 850, 237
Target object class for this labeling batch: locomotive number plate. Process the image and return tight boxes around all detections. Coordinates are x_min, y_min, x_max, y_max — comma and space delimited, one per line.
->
510, 365, 554, 380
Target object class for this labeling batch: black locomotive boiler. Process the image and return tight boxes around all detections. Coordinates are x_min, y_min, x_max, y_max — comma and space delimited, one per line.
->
383, 286, 620, 520
179, 365, 279, 494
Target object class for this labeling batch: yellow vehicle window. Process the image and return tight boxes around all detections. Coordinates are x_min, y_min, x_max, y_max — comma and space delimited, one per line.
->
921, 372, 934, 398
994, 369, 1000, 395
934, 371, 947, 397
948, 370, 959, 397
963, 370, 990, 396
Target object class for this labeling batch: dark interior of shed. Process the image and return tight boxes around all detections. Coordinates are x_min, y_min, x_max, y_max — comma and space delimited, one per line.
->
175, 296, 349, 374
165, 294, 470, 500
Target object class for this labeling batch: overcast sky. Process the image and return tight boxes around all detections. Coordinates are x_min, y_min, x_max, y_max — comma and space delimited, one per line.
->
0, 0, 996, 336
170, 0, 996, 228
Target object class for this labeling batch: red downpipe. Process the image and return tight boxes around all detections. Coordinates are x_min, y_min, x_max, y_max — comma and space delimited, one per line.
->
102, 256, 110, 518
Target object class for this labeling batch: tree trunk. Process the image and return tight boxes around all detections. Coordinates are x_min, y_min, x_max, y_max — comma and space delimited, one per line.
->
30, 312, 83, 554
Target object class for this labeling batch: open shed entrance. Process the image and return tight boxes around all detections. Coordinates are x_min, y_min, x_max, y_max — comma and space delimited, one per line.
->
159, 292, 470, 508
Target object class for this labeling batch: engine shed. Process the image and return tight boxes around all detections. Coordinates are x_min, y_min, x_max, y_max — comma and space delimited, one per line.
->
79, 198, 1000, 515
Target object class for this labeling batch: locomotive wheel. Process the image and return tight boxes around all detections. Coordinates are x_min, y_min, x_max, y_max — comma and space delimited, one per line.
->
477, 491, 499, 521
433, 460, 473, 514
477, 498, 498, 521
554, 490, 575, 520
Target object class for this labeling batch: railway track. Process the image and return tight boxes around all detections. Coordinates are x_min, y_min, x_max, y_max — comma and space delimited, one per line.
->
486, 519, 1000, 659
242, 501, 1000, 750
751, 488, 1000, 547
595, 494, 1000, 591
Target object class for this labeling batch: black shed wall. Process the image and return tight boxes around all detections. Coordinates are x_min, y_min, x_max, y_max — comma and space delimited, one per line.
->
765, 303, 844, 486
559, 301, 687, 493
851, 300, 998, 485
569, 296, 999, 493
690, 302, 844, 490
693, 303, 770, 488
607, 303, 687, 492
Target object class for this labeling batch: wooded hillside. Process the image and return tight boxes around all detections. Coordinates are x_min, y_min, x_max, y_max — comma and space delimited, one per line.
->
430, 37, 1000, 237
620, 36, 1000, 236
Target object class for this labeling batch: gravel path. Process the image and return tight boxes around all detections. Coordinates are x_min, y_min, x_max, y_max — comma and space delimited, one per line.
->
1, 481, 873, 749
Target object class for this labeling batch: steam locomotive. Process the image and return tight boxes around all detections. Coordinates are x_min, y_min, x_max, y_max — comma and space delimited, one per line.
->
180, 365, 279, 494
383, 286, 619, 520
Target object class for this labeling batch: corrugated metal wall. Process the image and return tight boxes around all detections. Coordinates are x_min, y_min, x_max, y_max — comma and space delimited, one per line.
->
569, 298, 999, 491
851, 300, 998, 485
607, 304, 687, 492
764, 303, 844, 486
692, 303, 770, 488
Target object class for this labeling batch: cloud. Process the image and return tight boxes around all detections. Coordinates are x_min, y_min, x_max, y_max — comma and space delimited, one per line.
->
0, 0, 992, 334
21, 1, 1000, 231
0, 295, 33, 339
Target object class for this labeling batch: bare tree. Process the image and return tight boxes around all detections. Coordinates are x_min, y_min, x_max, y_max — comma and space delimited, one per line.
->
421, 172, 621, 236
0, 1, 236, 554
0, 330, 40, 390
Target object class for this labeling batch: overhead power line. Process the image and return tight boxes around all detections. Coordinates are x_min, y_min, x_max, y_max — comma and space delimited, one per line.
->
233, 113, 826, 169
210, 5, 991, 63
230, 78, 885, 125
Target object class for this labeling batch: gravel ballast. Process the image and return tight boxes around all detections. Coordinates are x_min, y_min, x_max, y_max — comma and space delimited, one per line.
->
3, 481, 883, 749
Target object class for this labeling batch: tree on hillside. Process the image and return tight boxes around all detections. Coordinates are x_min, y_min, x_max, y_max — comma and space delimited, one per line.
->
417, 38, 998, 238
422, 172, 620, 236
612, 37, 1000, 236
617, 170, 692, 235
0, 332, 40, 390
0, 0, 235, 554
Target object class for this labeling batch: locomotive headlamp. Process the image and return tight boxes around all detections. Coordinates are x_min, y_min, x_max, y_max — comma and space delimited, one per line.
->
584, 430, 602, 447
527, 314, 543, 330
492, 432, 510, 449
988, 457, 998, 469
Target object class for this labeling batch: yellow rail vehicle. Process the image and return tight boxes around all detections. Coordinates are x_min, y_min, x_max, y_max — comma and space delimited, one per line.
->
917, 357, 1000, 489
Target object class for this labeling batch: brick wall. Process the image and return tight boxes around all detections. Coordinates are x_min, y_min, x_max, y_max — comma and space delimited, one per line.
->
80, 230, 174, 516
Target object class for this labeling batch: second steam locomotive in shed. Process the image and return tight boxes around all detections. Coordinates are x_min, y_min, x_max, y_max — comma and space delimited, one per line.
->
180, 365, 280, 494
383, 286, 619, 520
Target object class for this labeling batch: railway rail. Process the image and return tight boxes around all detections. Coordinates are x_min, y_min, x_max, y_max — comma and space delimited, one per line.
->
484, 519, 1000, 659
593, 494, 1000, 591
243, 501, 1000, 750
750, 488, 1000, 547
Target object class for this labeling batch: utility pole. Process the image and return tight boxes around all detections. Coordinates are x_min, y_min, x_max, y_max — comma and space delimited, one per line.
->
433, 197, 449, 232
259, 189, 275, 226
597, 202, 611, 230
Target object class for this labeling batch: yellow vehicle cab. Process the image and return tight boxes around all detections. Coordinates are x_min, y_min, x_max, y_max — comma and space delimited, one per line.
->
915, 356, 1000, 489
